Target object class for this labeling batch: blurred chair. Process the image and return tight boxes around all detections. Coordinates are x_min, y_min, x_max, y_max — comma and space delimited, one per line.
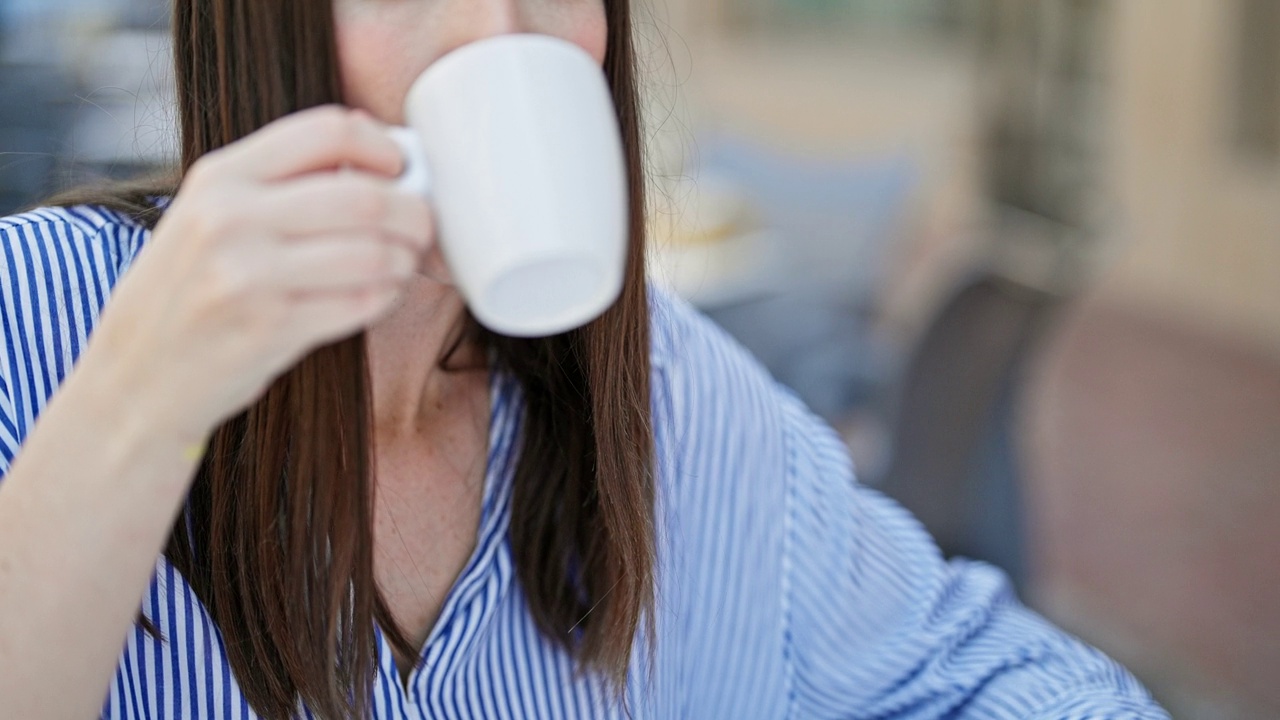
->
706, 289, 890, 422
874, 269, 1063, 587
684, 133, 916, 422
696, 133, 917, 312
1021, 291, 1280, 719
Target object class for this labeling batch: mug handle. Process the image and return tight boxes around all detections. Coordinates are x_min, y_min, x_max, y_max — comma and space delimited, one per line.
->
386, 126, 433, 198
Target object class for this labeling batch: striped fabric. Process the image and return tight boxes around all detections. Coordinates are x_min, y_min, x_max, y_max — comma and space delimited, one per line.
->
0, 205, 1168, 719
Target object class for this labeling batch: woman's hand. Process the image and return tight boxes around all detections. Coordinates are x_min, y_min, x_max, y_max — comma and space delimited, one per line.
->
0, 105, 434, 720
89, 105, 433, 443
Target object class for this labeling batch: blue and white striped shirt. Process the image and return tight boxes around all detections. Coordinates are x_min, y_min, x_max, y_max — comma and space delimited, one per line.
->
0, 205, 1167, 719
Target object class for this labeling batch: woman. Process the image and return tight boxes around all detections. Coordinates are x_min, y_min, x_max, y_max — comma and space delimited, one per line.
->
0, 1, 1167, 719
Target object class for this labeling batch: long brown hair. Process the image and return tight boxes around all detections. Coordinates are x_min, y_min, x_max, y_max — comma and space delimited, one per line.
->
50, 1, 654, 717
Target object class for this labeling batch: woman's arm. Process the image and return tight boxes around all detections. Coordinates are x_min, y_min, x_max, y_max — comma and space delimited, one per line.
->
651, 287, 1167, 719
0, 347, 203, 720
777, 395, 1168, 719
0, 106, 434, 719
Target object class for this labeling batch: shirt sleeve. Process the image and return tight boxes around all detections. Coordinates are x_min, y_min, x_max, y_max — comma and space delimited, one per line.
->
0, 367, 17, 475
777, 392, 1169, 719
0, 207, 132, 478
0, 222, 25, 477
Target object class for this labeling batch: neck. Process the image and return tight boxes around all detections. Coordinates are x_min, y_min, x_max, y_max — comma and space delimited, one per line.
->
365, 277, 484, 443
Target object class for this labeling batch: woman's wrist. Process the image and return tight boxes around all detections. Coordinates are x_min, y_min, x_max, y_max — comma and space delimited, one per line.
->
67, 346, 212, 483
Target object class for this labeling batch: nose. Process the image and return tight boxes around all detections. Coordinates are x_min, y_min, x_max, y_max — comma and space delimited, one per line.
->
436, 0, 529, 56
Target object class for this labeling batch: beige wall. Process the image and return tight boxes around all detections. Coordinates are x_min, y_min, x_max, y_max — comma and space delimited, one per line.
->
1104, 0, 1280, 354
644, 0, 1280, 351
637, 3, 985, 336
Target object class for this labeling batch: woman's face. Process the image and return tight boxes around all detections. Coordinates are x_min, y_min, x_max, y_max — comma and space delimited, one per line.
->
334, 0, 609, 124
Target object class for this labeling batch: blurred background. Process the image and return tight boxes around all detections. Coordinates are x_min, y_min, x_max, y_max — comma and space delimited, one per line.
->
2, 1, 1278, 717
0, 0, 172, 210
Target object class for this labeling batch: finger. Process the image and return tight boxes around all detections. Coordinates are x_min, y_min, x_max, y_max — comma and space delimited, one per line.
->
286, 282, 405, 348
219, 105, 405, 182
259, 173, 434, 250
263, 234, 420, 292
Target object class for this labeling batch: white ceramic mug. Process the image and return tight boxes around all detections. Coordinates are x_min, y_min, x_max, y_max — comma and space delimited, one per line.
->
385, 34, 628, 338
